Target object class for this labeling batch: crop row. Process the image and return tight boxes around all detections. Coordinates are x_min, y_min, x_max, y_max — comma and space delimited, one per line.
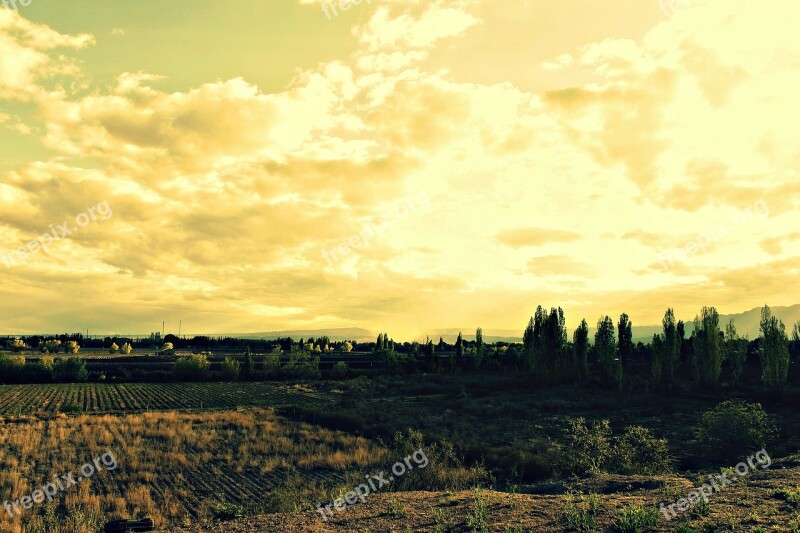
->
0, 382, 329, 416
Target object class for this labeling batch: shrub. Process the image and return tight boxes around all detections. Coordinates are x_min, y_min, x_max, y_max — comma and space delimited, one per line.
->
613, 504, 658, 533
612, 426, 672, 475
109, 343, 119, 354
65, 341, 80, 354
172, 355, 210, 381
40, 340, 61, 353
220, 357, 240, 381
697, 400, 777, 463
391, 428, 492, 492
283, 351, 320, 379
52, 357, 88, 382
561, 417, 612, 476
564, 492, 601, 532
0, 354, 26, 383
331, 361, 349, 379
262, 352, 281, 378
120, 342, 132, 354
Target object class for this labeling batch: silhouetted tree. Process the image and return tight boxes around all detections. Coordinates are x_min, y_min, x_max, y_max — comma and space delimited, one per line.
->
572, 319, 589, 383
692, 306, 723, 386
725, 319, 748, 388
760, 305, 790, 394
595, 315, 621, 389
617, 313, 633, 369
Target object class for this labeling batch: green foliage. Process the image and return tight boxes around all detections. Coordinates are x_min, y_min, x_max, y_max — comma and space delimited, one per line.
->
211, 503, 246, 521
172, 355, 211, 381
220, 356, 240, 381
611, 425, 672, 475
385, 496, 408, 518
618, 313, 633, 369
692, 306, 723, 386
563, 419, 671, 477
562, 417, 612, 476
262, 351, 281, 378
283, 350, 320, 379
697, 400, 777, 463
760, 305, 790, 393
573, 319, 590, 383
774, 486, 800, 507
564, 492, 601, 532
595, 316, 622, 390
725, 319, 748, 388
391, 428, 492, 492
655, 308, 680, 389
51, 357, 88, 383
612, 504, 658, 533
331, 361, 349, 379
242, 347, 255, 380
0, 354, 26, 383
465, 489, 487, 532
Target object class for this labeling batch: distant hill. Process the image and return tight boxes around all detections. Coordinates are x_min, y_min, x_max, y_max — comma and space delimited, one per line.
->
225, 328, 376, 342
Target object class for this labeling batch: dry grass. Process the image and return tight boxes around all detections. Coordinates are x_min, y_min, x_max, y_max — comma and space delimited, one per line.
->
0, 408, 390, 532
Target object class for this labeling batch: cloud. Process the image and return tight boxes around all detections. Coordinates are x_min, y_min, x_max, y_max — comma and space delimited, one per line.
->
496, 227, 582, 248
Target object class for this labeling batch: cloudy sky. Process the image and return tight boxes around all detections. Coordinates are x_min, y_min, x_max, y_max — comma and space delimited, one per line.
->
0, 0, 798, 338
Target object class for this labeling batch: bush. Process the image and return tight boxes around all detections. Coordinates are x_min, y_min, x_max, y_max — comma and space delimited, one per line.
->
612, 426, 672, 475
52, 357, 88, 382
220, 357, 240, 381
561, 417, 612, 476
172, 355, 210, 381
697, 400, 777, 463
564, 492, 601, 532
613, 504, 658, 533
331, 361, 349, 379
0, 355, 26, 383
390, 428, 492, 492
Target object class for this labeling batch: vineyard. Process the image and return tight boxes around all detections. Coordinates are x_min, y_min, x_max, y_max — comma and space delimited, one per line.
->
0, 382, 331, 417
0, 409, 389, 532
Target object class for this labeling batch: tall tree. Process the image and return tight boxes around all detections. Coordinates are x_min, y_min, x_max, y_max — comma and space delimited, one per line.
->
455, 332, 464, 358
692, 306, 723, 386
475, 327, 484, 366
375, 333, 384, 353
595, 315, 621, 389
724, 319, 747, 388
523, 317, 535, 373
572, 319, 589, 383
760, 305, 790, 394
242, 346, 255, 380
617, 313, 633, 369
660, 309, 680, 389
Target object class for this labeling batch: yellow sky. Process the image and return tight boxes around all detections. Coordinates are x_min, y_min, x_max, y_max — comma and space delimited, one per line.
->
0, 0, 798, 338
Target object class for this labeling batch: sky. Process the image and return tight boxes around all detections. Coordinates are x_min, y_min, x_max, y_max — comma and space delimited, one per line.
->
0, 0, 798, 339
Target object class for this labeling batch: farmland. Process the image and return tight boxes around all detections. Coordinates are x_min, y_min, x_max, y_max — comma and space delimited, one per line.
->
0, 382, 328, 417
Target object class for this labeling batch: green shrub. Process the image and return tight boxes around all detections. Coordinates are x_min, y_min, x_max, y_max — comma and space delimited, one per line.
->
612, 426, 672, 475
0, 354, 26, 383
51, 357, 88, 382
561, 417, 611, 476
613, 504, 658, 533
220, 357, 240, 381
564, 492, 601, 532
331, 361, 349, 379
172, 355, 211, 381
697, 400, 777, 463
